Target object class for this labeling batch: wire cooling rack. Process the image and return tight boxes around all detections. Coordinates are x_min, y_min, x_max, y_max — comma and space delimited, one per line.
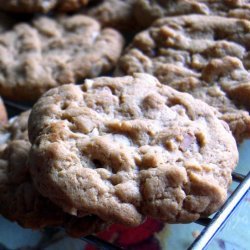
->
4, 100, 250, 250
76, 171, 250, 250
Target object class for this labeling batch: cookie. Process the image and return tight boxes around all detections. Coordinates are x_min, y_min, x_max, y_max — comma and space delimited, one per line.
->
0, 97, 7, 125
0, 111, 108, 236
8, 110, 30, 141
134, 0, 250, 28
86, 0, 138, 31
0, 15, 124, 101
28, 73, 238, 226
0, 0, 88, 13
57, 0, 89, 12
116, 15, 250, 142
0, 0, 57, 13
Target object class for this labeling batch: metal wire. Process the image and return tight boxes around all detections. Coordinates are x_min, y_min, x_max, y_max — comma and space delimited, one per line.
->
2, 101, 249, 250
79, 171, 249, 250
82, 235, 123, 250
232, 172, 246, 183
195, 171, 246, 226
188, 172, 249, 250
195, 218, 212, 227
4, 99, 29, 112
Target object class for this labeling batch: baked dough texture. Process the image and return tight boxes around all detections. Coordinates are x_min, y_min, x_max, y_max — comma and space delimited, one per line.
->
116, 15, 250, 142
0, 111, 108, 236
134, 0, 250, 28
0, 15, 124, 101
87, 0, 138, 31
0, 0, 89, 13
29, 73, 238, 226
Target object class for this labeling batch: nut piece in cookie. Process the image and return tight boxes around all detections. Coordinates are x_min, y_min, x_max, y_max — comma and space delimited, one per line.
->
134, 0, 250, 28
0, 111, 109, 236
116, 15, 250, 142
28, 73, 238, 227
0, 15, 124, 101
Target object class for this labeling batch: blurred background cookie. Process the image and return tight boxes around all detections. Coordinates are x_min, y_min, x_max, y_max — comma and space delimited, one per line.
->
0, 14, 124, 101
134, 0, 250, 29
57, 0, 89, 12
86, 0, 139, 32
116, 15, 250, 142
0, 0, 89, 13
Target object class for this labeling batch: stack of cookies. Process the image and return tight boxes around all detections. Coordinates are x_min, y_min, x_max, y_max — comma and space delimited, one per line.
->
0, 0, 249, 238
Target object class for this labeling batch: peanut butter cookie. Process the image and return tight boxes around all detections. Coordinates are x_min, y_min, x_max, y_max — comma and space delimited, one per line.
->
116, 15, 250, 142
134, 0, 250, 28
0, 111, 108, 236
29, 73, 238, 226
0, 0, 89, 13
0, 15, 124, 101
87, 0, 138, 31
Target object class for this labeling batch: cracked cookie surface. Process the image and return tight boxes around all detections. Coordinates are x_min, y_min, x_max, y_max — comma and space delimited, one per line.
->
0, 14, 124, 101
134, 0, 250, 28
0, 0, 89, 13
0, 111, 108, 236
29, 73, 238, 226
116, 15, 250, 142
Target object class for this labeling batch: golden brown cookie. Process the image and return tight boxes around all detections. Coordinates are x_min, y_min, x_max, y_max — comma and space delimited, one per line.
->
0, 14, 124, 101
0, 111, 109, 236
116, 15, 250, 142
28, 73, 238, 227
0, 0, 89, 13
134, 0, 250, 29
87, 0, 138, 31
57, 0, 89, 12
